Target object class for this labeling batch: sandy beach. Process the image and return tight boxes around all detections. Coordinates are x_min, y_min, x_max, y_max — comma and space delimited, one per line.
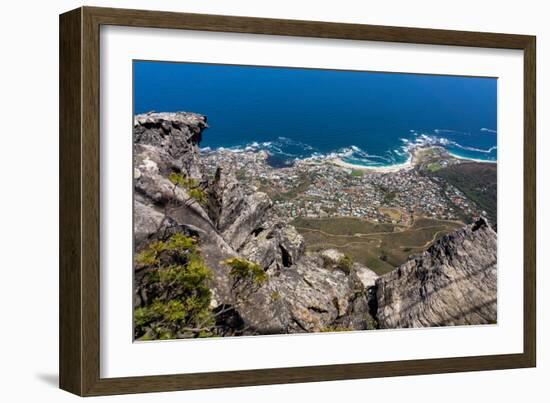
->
329, 156, 414, 173
329, 146, 495, 174
448, 152, 497, 164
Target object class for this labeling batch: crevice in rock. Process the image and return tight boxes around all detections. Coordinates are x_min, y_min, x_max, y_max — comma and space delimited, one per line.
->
251, 227, 264, 237
279, 245, 292, 267
472, 217, 488, 232
302, 276, 314, 289
307, 306, 329, 314
331, 297, 340, 316
367, 285, 379, 324
290, 315, 309, 332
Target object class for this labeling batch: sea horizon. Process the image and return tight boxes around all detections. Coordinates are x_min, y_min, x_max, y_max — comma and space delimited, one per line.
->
134, 61, 497, 168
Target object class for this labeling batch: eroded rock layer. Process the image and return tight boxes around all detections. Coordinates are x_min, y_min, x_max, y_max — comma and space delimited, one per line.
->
376, 218, 497, 328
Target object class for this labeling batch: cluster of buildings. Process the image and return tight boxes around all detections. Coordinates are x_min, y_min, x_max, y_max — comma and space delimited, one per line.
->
201, 149, 481, 225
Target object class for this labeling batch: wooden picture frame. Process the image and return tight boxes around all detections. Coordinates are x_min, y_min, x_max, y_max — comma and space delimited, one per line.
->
59, 6, 536, 396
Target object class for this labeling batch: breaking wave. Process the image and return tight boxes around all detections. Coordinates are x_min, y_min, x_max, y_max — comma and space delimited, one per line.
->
202, 128, 497, 168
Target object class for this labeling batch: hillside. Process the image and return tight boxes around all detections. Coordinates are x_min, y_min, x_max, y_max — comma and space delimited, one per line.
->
427, 162, 497, 228
292, 216, 463, 274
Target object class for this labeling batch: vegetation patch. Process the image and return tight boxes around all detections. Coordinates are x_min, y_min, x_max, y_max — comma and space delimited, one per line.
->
134, 233, 215, 340
365, 317, 379, 330
335, 255, 354, 274
293, 216, 395, 236
224, 257, 268, 286
427, 162, 497, 228
169, 172, 207, 205
294, 216, 463, 275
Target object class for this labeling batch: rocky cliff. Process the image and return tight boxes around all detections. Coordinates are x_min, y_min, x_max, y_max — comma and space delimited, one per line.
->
133, 111, 497, 339
133, 112, 378, 338
375, 218, 497, 328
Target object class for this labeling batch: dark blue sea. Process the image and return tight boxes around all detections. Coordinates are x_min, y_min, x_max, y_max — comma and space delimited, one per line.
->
134, 61, 497, 168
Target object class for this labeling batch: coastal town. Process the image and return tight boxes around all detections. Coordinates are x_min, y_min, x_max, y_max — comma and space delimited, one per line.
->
201, 147, 485, 226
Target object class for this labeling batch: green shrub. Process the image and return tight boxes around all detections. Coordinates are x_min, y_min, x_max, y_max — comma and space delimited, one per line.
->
155, 300, 187, 322
336, 255, 354, 274
224, 257, 268, 285
135, 233, 198, 268
165, 232, 198, 251
169, 172, 207, 205
366, 317, 378, 330
135, 241, 166, 267
134, 233, 215, 340
169, 172, 199, 188
188, 188, 207, 205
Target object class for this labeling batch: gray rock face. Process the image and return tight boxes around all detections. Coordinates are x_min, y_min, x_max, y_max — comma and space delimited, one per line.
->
208, 167, 306, 272
235, 254, 376, 334
376, 218, 497, 328
215, 176, 273, 250
236, 208, 306, 271
133, 111, 368, 335
133, 200, 165, 249
134, 112, 208, 179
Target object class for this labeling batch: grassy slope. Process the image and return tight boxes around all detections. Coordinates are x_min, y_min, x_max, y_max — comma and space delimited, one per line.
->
293, 216, 463, 275
428, 162, 497, 228
293, 216, 395, 235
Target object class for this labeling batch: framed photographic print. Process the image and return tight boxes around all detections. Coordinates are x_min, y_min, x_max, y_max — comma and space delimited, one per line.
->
59, 6, 536, 396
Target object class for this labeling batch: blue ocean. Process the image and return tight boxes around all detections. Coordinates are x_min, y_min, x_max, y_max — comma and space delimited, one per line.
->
134, 61, 497, 168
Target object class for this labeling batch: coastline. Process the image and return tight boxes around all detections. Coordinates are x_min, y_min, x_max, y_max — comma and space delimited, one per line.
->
448, 152, 497, 164
329, 147, 496, 173
205, 144, 497, 172
329, 156, 414, 173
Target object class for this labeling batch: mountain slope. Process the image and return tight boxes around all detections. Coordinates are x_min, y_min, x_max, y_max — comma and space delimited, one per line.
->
133, 112, 378, 338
